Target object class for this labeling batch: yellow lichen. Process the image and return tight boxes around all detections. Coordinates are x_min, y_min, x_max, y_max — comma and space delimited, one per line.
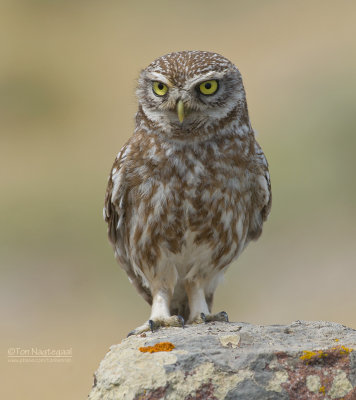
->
300, 345, 353, 362
139, 342, 175, 353
319, 386, 325, 394
300, 350, 328, 360
339, 345, 353, 355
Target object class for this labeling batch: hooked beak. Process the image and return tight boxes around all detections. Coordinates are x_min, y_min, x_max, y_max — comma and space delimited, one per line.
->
177, 99, 184, 123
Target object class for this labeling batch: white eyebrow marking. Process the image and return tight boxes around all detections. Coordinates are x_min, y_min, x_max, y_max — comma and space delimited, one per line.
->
146, 72, 173, 87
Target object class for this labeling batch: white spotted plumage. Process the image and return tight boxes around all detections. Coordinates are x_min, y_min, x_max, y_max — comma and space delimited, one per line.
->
104, 51, 271, 333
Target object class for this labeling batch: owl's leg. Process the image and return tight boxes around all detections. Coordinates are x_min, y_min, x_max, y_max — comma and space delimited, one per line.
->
127, 288, 184, 336
149, 289, 184, 329
185, 280, 229, 324
185, 280, 210, 323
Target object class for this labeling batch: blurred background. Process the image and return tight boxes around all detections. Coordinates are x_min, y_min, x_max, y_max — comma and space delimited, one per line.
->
1, 0, 355, 398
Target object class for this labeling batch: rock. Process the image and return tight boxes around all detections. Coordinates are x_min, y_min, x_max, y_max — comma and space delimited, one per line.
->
88, 320, 356, 400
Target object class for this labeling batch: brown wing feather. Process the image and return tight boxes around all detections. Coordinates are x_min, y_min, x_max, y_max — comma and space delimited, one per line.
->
104, 142, 152, 305
246, 137, 272, 241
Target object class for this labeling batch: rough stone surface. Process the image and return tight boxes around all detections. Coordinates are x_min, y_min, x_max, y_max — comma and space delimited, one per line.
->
88, 321, 356, 400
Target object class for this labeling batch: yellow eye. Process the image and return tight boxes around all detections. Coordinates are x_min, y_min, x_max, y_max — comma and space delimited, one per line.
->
199, 80, 218, 95
152, 81, 168, 96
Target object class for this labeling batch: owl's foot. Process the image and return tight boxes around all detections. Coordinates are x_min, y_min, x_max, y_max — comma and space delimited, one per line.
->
190, 313, 207, 324
190, 311, 229, 325
127, 315, 185, 337
205, 311, 229, 323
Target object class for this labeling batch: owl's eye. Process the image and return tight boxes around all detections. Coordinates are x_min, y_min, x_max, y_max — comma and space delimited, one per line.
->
152, 81, 168, 96
198, 80, 219, 95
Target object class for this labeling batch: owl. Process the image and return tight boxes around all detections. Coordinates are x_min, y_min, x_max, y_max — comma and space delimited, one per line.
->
104, 51, 271, 335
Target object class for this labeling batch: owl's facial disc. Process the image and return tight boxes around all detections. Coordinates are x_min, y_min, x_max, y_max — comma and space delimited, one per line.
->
137, 64, 246, 136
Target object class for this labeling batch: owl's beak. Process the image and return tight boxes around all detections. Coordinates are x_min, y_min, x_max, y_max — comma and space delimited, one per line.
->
177, 99, 185, 123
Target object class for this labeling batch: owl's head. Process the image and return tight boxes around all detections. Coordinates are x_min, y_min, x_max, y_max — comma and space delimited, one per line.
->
136, 51, 250, 140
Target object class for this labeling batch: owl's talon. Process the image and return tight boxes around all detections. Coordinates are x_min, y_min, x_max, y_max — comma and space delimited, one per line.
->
127, 330, 135, 338
127, 315, 184, 336
221, 311, 229, 322
127, 321, 152, 337
205, 311, 229, 323
190, 313, 206, 324
148, 319, 155, 332
177, 315, 185, 328
189, 311, 229, 325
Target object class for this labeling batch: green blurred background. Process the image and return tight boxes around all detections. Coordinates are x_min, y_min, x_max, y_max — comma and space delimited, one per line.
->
1, 0, 355, 398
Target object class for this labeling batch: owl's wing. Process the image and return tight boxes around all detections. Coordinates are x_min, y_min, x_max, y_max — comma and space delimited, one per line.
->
254, 140, 272, 221
246, 138, 272, 241
103, 143, 152, 305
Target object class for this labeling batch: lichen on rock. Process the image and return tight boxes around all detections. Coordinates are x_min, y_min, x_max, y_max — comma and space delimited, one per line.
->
89, 320, 356, 400
139, 342, 175, 353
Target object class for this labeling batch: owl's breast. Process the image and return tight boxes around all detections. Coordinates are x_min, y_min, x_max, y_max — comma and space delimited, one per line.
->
126, 148, 254, 276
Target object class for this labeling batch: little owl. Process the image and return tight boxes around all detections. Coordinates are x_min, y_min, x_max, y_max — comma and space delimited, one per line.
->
104, 51, 271, 335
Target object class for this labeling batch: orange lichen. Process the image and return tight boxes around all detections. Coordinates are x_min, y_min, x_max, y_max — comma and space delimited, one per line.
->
139, 342, 175, 353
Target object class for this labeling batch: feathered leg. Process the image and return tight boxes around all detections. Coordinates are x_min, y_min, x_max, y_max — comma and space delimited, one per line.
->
127, 288, 184, 336
185, 280, 229, 324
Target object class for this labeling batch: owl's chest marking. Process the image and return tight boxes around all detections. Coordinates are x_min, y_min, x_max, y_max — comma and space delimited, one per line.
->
126, 136, 258, 280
